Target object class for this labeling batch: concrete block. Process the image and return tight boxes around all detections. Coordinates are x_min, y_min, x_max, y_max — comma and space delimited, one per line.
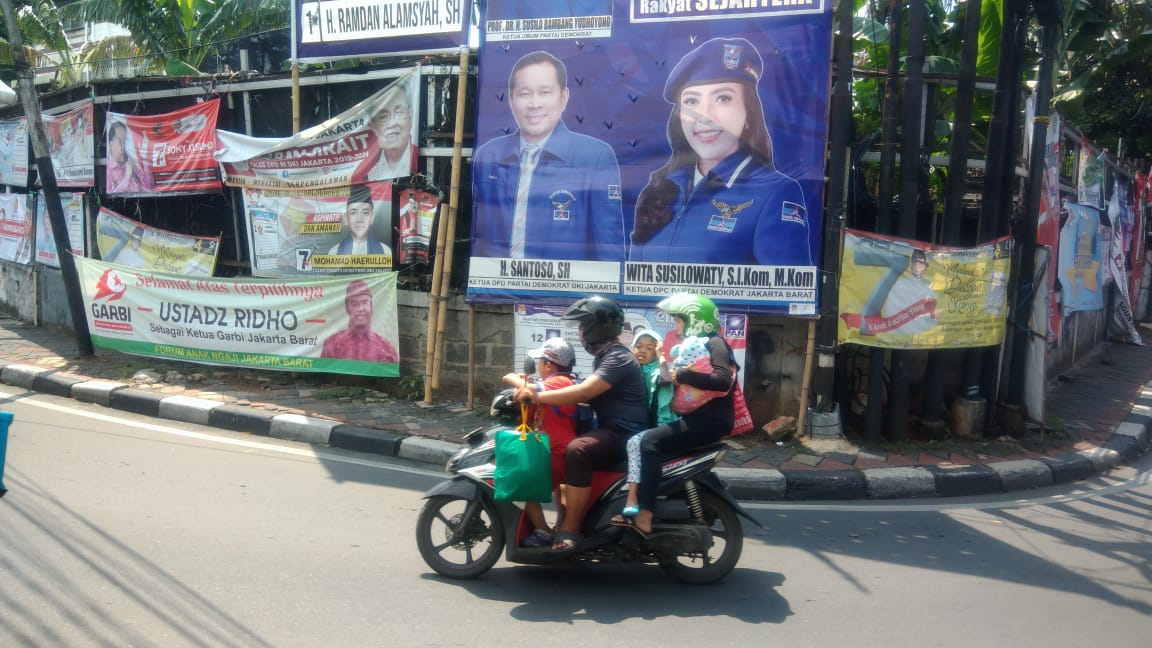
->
72, 380, 127, 406
1, 364, 46, 389
988, 459, 1053, 492
397, 436, 458, 466
1039, 453, 1097, 484
270, 414, 336, 445
864, 467, 937, 499
329, 425, 403, 456
781, 470, 866, 500
1075, 446, 1122, 473
1113, 420, 1149, 445
927, 464, 1002, 497
109, 388, 167, 417
1104, 434, 1144, 462
32, 372, 86, 398
159, 395, 221, 426
207, 405, 277, 435
717, 468, 787, 500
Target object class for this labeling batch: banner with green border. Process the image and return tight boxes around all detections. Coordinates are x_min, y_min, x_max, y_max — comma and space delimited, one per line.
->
76, 257, 400, 377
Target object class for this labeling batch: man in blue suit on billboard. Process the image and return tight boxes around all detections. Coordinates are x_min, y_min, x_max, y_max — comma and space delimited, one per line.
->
472, 50, 626, 261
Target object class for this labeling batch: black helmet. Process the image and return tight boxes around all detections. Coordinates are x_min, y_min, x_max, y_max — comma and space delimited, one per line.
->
562, 295, 624, 349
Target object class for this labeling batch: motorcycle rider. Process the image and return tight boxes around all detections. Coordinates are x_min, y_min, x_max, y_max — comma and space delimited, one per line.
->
612, 293, 735, 536
514, 295, 650, 551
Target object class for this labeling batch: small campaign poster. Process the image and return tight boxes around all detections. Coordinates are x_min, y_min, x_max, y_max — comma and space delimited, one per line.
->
45, 101, 95, 188
0, 118, 30, 188
95, 208, 220, 276
0, 193, 33, 264
105, 100, 222, 196
242, 182, 394, 277
34, 192, 87, 268
839, 230, 1014, 350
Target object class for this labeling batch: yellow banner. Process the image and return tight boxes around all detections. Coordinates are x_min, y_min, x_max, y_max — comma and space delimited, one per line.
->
838, 230, 1013, 349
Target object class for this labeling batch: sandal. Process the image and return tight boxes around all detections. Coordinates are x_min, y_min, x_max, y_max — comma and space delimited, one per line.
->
608, 505, 640, 525
551, 530, 582, 551
608, 516, 650, 539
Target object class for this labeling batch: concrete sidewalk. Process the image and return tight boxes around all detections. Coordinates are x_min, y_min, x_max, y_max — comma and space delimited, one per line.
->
1, 314, 1149, 500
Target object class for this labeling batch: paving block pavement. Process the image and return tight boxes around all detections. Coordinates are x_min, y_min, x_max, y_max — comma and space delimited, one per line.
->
1, 316, 1150, 500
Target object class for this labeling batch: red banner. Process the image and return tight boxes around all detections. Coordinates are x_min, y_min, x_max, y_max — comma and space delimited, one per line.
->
106, 100, 221, 195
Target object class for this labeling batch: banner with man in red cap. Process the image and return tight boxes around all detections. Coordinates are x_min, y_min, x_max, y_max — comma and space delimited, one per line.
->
73, 257, 400, 378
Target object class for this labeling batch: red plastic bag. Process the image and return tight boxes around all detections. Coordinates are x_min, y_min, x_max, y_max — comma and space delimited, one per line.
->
727, 381, 754, 437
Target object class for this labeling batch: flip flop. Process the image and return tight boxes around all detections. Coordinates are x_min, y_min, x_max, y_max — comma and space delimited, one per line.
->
551, 530, 582, 552
609, 516, 650, 539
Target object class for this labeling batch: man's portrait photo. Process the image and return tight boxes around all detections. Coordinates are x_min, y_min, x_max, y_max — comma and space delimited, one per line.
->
471, 50, 626, 261
321, 279, 400, 362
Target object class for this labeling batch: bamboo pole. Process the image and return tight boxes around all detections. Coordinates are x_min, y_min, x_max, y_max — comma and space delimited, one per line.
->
796, 319, 818, 438
291, 63, 300, 133
423, 203, 451, 404
424, 48, 471, 402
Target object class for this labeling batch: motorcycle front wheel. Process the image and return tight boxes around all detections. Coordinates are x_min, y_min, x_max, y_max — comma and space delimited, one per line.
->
659, 490, 744, 585
416, 494, 505, 579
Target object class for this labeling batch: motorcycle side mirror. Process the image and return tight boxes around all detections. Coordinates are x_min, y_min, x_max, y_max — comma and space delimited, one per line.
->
522, 355, 536, 375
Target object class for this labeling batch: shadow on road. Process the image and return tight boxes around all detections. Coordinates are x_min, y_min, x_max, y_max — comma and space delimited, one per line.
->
419, 565, 792, 624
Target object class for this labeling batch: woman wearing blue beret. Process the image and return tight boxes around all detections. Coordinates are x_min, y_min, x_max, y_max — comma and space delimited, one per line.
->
631, 37, 813, 267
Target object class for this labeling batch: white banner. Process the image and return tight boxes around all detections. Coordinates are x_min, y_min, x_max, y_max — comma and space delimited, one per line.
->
217, 72, 419, 190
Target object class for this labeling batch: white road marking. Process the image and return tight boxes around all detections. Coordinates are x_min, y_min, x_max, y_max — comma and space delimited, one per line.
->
0, 388, 444, 478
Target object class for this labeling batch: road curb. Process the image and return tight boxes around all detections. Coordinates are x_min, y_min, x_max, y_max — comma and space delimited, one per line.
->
864, 467, 937, 499
207, 405, 278, 436
32, 371, 87, 398
717, 467, 787, 500
329, 424, 404, 456
1, 363, 44, 389
270, 414, 337, 445
2, 366, 1150, 501
1039, 453, 1097, 484
988, 459, 1054, 491
158, 395, 222, 426
398, 436, 458, 465
926, 464, 1002, 497
109, 388, 168, 417
781, 469, 867, 500
71, 380, 128, 406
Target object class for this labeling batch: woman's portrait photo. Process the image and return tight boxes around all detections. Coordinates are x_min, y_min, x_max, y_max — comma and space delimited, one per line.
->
630, 37, 813, 267
105, 119, 153, 194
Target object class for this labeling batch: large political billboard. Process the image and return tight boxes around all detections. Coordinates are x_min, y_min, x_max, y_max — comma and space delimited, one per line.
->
466, 0, 832, 315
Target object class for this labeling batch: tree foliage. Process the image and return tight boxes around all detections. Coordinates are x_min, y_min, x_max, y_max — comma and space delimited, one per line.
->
1053, 0, 1152, 161
848, 0, 1152, 163
61, 0, 288, 75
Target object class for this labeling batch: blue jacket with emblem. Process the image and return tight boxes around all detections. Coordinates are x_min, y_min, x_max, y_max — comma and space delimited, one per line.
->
630, 153, 813, 266
471, 122, 626, 261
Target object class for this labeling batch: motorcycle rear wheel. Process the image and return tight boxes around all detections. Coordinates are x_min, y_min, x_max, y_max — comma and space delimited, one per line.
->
659, 490, 743, 585
416, 494, 504, 579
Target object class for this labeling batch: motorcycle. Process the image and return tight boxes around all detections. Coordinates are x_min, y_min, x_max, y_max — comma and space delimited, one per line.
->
415, 389, 760, 584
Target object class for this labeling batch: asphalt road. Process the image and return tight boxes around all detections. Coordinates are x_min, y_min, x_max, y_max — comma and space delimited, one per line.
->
2, 387, 1150, 647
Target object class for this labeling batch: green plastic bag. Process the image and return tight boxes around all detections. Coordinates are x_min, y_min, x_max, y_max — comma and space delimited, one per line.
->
493, 406, 552, 503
